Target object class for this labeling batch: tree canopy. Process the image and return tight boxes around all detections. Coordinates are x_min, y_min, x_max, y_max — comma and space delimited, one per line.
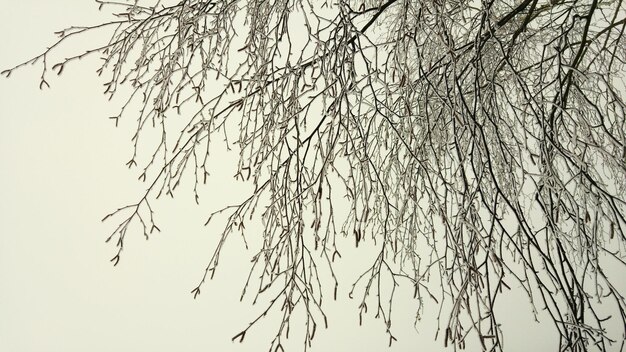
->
3, 0, 626, 350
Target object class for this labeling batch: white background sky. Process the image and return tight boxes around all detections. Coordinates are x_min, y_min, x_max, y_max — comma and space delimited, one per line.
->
1, 1, 617, 351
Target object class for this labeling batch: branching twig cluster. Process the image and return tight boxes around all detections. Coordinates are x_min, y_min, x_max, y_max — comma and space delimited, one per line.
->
4, 0, 626, 350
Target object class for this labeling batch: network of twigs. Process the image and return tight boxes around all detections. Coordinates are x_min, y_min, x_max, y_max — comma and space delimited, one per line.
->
4, 0, 626, 351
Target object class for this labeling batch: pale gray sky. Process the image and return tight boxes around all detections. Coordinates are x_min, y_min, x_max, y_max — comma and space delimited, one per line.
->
0, 1, 612, 351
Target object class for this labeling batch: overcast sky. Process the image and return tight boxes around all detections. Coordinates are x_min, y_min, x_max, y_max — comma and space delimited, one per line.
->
1, 1, 617, 352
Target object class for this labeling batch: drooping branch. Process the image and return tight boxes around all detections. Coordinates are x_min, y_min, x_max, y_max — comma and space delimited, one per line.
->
3, 0, 626, 351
